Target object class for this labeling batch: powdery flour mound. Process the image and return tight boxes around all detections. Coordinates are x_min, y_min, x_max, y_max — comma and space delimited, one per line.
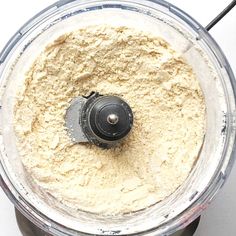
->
14, 25, 205, 215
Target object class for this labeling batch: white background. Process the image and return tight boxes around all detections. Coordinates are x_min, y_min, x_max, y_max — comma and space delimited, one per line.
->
0, 0, 236, 235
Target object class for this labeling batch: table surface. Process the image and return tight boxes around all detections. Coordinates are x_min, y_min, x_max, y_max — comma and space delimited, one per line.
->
0, 0, 236, 235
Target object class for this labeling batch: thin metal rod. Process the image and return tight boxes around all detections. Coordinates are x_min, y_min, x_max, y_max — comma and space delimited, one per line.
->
206, 0, 236, 31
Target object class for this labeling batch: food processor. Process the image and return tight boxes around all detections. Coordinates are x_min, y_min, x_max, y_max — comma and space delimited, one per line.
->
1, 0, 236, 236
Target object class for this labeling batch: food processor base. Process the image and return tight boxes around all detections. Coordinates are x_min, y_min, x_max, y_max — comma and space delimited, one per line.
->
15, 209, 200, 236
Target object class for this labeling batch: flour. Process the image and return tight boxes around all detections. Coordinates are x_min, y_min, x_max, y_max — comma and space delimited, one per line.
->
14, 25, 205, 215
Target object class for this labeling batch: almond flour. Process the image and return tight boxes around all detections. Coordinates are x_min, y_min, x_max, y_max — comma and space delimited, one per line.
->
14, 25, 205, 215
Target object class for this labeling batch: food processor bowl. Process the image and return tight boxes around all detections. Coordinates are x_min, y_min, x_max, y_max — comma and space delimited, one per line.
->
0, 0, 236, 235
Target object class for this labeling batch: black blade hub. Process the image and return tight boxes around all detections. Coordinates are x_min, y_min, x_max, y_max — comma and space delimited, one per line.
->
80, 92, 133, 148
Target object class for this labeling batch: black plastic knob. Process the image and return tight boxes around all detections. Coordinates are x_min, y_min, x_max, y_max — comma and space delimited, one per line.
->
80, 93, 133, 147
89, 96, 133, 141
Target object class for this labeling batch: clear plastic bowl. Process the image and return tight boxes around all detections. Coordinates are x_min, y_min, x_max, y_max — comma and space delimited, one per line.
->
0, 0, 236, 235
